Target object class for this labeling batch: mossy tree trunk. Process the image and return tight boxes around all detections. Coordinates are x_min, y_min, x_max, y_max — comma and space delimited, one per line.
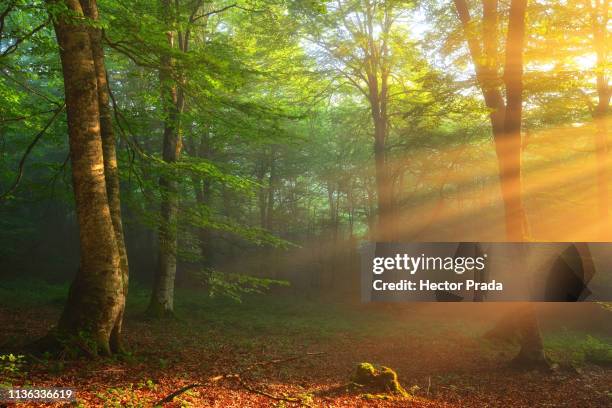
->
49, 0, 125, 356
79, 0, 129, 352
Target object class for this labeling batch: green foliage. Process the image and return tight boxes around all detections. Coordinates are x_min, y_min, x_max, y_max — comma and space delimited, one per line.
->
136, 379, 157, 392
2, 0, 611, 316
583, 336, 612, 366
0, 353, 25, 375
95, 383, 153, 408
545, 332, 612, 366
206, 270, 290, 302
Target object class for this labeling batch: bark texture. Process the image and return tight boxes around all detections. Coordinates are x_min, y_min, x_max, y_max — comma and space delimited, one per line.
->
50, 0, 124, 355
454, 0, 527, 241
79, 0, 129, 352
148, 0, 184, 317
366, 5, 393, 242
501, 0, 528, 241
503, 0, 547, 368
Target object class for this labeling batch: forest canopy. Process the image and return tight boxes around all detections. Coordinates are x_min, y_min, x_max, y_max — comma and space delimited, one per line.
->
0, 1, 610, 405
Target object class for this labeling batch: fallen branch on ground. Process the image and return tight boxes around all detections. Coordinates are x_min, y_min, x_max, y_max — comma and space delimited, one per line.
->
154, 351, 324, 406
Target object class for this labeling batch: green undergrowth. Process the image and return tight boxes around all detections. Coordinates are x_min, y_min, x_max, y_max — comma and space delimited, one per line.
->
545, 331, 612, 366
0, 279, 67, 308
0, 279, 415, 340
1, 279, 611, 367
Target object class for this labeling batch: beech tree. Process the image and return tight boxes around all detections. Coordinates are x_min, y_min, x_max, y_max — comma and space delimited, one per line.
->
147, 0, 185, 317
46, 0, 127, 354
307, 0, 412, 241
451, 0, 549, 368
452, 0, 527, 241
146, 0, 249, 316
2, 0, 606, 373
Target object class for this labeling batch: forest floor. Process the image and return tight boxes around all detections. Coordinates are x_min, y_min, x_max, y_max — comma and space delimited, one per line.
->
1, 280, 611, 407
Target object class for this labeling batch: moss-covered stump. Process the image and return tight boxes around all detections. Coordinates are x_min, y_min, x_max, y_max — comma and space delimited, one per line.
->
350, 362, 410, 398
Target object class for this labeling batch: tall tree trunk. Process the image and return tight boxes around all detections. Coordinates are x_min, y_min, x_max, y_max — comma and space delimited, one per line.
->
195, 178, 212, 263
327, 181, 338, 241
347, 187, 354, 238
256, 159, 267, 229
590, 0, 610, 240
148, 0, 183, 317
455, 0, 546, 368
594, 115, 608, 239
501, 0, 528, 241
266, 147, 276, 231
504, 0, 547, 368
373, 118, 392, 241
454, 0, 527, 241
191, 135, 212, 265
49, 0, 124, 355
80, 0, 129, 354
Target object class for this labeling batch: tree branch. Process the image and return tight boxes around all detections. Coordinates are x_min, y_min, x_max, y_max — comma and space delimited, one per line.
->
0, 104, 66, 201
154, 351, 324, 406
191, 3, 237, 22
0, 1, 17, 37
0, 18, 50, 58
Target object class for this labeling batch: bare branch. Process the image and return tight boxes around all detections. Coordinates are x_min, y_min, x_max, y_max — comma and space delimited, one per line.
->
154, 352, 325, 406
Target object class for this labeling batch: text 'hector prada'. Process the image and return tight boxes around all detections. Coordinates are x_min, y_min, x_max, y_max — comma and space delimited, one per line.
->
372, 279, 503, 292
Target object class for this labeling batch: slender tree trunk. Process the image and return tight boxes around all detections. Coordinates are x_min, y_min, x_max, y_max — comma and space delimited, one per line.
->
149, 0, 182, 317
334, 184, 340, 241
501, 0, 527, 241
80, 0, 129, 353
371, 106, 395, 242
347, 188, 354, 238
49, 0, 124, 355
327, 181, 338, 241
191, 135, 212, 265
591, 0, 610, 240
594, 116, 608, 239
256, 159, 267, 229
266, 148, 276, 231
195, 179, 212, 263
366, 183, 376, 239
504, 0, 547, 368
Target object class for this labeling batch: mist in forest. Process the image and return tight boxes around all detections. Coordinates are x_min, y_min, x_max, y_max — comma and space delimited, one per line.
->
0, 0, 610, 406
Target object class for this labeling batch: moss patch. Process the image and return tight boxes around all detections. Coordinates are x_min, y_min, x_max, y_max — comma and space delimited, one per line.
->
350, 362, 409, 398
